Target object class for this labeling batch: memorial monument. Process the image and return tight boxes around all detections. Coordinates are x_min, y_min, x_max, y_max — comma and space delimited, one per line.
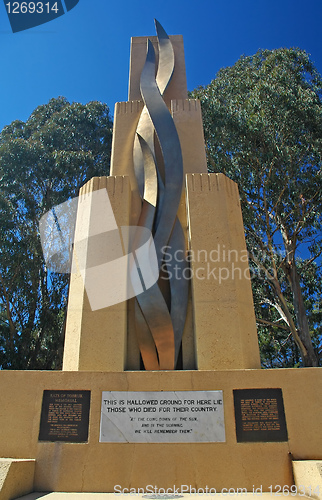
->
62, 19, 260, 374
0, 20, 321, 500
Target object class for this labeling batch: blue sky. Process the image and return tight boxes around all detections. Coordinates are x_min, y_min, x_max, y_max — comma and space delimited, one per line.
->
1, 0, 322, 131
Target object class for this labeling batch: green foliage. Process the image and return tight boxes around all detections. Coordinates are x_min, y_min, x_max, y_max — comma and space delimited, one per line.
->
191, 48, 322, 367
0, 97, 112, 369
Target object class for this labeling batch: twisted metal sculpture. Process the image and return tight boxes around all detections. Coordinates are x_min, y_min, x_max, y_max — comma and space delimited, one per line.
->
133, 20, 189, 370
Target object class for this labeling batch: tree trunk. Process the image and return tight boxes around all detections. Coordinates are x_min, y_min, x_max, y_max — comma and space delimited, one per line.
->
289, 262, 318, 367
279, 226, 318, 367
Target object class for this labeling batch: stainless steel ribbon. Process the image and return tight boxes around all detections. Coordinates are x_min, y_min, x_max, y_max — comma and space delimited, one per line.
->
133, 20, 189, 370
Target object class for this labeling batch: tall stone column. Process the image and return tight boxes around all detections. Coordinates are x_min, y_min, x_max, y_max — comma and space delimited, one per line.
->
62, 176, 131, 371
186, 173, 260, 369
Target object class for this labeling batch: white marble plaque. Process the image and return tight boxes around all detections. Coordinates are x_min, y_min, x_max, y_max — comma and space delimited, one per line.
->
99, 391, 225, 443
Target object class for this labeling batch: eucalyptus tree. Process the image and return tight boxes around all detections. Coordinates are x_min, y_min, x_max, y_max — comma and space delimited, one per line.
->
0, 97, 112, 369
191, 48, 322, 367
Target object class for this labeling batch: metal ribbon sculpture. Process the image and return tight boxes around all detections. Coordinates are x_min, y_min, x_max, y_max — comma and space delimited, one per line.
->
133, 20, 189, 370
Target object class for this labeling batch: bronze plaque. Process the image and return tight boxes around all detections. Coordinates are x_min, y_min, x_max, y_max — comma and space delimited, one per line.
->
233, 388, 288, 442
38, 390, 90, 442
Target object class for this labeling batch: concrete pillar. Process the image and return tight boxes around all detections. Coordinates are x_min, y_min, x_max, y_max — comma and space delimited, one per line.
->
128, 35, 188, 104
186, 173, 261, 369
63, 176, 131, 371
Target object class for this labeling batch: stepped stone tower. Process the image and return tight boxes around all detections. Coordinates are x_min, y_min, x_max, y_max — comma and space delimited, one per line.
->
62, 22, 260, 372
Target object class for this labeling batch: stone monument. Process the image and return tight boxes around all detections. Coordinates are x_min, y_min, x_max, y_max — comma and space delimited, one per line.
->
62, 19, 260, 374
0, 20, 321, 500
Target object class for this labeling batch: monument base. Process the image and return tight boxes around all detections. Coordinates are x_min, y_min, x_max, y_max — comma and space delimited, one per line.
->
0, 458, 35, 500
0, 368, 321, 494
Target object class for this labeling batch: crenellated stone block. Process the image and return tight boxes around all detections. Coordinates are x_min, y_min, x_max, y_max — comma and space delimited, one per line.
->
186, 173, 261, 369
63, 176, 131, 371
